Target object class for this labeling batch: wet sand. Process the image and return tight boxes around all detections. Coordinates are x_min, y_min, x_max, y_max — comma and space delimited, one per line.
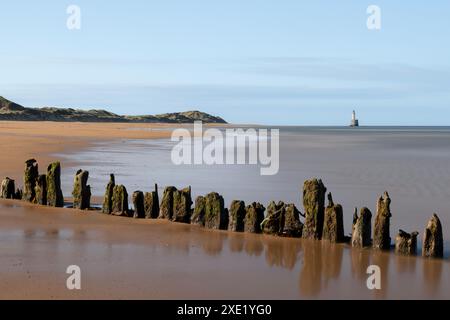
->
0, 122, 449, 299
0, 199, 448, 299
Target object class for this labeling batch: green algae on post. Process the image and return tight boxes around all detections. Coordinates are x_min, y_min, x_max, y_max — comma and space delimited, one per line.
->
144, 184, 159, 219
302, 179, 327, 240
72, 170, 91, 210
102, 174, 115, 214
111, 184, 129, 217
204, 192, 228, 230
228, 200, 246, 232
46, 161, 64, 207
23, 159, 39, 203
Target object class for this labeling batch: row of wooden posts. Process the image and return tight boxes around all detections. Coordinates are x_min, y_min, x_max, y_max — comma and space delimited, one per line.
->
0, 159, 445, 259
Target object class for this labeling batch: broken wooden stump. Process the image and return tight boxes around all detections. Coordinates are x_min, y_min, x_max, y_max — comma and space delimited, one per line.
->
322, 193, 345, 243
132, 191, 145, 219
204, 192, 228, 230
262, 201, 285, 235
244, 202, 265, 234
302, 178, 327, 240
35, 174, 47, 205
46, 162, 64, 207
172, 187, 193, 223
422, 214, 443, 258
23, 159, 39, 202
158, 186, 177, 220
191, 195, 206, 226
144, 184, 159, 219
282, 203, 304, 238
228, 200, 246, 232
72, 170, 91, 210
102, 174, 115, 214
0, 177, 15, 199
351, 207, 372, 248
373, 191, 392, 250
395, 230, 418, 256
111, 184, 129, 217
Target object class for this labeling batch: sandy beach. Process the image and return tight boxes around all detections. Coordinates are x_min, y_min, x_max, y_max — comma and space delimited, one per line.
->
0, 122, 449, 300
0, 121, 175, 179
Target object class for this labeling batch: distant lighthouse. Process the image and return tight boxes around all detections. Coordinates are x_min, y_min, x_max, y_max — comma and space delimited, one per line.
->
350, 110, 359, 127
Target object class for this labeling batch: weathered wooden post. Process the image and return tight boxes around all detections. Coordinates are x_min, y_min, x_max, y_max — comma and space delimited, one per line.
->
282, 203, 303, 238
395, 230, 418, 255
111, 184, 129, 217
23, 159, 39, 202
262, 201, 285, 235
204, 192, 228, 230
352, 207, 372, 248
244, 202, 265, 233
0, 177, 15, 199
35, 174, 47, 205
72, 170, 91, 210
46, 162, 64, 207
373, 191, 392, 250
172, 186, 193, 223
322, 193, 345, 243
132, 191, 145, 218
102, 174, 115, 214
158, 186, 177, 220
422, 214, 443, 258
302, 179, 327, 240
191, 196, 206, 226
144, 184, 159, 219
228, 200, 246, 232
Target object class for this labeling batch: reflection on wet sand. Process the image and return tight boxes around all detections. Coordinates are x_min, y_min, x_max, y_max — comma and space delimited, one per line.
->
351, 247, 371, 280
202, 231, 226, 256
299, 240, 323, 297
227, 232, 298, 264
2, 202, 448, 299
243, 233, 264, 257
264, 238, 302, 270
322, 241, 344, 282
212, 230, 344, 297
197, 228, 446, 298
395, 254, 417, 274
372, 251, 390, 299
298, 240, 345, 297
228, 233, 245, 253
423, 258, 443, 296
12, 222, 450, 299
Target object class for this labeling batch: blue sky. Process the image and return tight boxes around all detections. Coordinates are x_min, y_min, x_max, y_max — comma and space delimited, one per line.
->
1, 1, 449, 125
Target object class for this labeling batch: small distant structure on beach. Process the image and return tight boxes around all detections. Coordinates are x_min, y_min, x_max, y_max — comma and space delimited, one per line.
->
350, 110, 359, 127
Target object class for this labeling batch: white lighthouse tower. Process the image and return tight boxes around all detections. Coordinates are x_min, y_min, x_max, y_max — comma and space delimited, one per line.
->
350, 110, 359, 127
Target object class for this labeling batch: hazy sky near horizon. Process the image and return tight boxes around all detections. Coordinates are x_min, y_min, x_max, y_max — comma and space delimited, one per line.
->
1, 1, 450, 125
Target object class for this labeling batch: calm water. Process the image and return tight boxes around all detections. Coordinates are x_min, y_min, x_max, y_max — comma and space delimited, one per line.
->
59, 126, 450, 255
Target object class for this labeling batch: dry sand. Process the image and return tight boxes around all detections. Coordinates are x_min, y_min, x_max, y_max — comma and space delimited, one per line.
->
0, 121, 449, 300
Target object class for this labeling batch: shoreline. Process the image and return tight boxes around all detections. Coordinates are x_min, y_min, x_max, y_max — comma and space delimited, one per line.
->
3, 160, 448, 261
0, 121, 177, 179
